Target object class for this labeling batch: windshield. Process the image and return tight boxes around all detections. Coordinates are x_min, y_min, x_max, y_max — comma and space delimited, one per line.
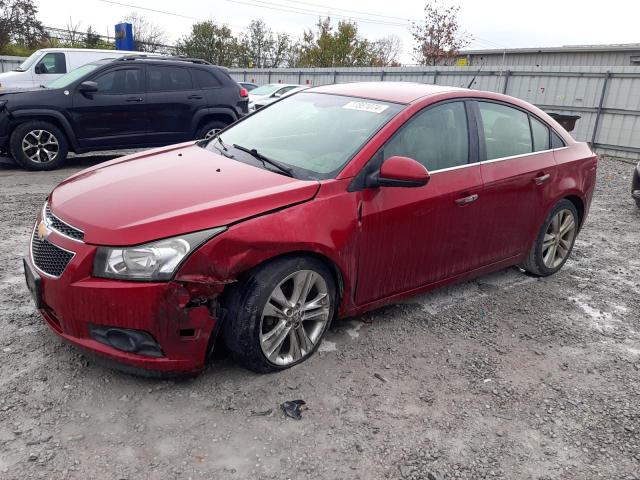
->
46, 64, 100, 89
15, 50, 42, 72
202, 92, 403, 180
249, 84, 281, 96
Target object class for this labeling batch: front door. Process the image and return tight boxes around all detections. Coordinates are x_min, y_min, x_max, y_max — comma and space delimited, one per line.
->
71, 66, 148, 148
473, 100, 557, 265
355, 101, 485, 306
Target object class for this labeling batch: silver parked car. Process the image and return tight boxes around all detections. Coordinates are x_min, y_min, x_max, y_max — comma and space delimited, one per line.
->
248, 83, 306, 111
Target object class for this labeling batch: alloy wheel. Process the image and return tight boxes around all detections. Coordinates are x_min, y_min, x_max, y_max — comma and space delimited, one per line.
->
204, 128, 221, 140
22, 130, 59, 164
542, 209, 576, 269
259, 269, 331, 366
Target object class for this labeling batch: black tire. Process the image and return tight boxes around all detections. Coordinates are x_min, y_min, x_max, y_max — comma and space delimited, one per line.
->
632, 167, 640, 208
520, 199, 579, 277
222, 256, 337, 373
10, 121, 69, 171
195, 120, 228, 140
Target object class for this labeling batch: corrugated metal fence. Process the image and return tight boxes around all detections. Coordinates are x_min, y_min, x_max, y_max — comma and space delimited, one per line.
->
0, 56, 24, 72
230, 66, 640, 160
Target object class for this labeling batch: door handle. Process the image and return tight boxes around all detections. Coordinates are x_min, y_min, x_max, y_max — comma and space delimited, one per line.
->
455, 193, 479, 206
126, 97, 143, 102
534, 173, 551, 185
188, 94, 204, 100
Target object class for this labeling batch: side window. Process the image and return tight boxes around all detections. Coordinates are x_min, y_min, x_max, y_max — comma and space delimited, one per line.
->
37, 53, 66, 74
551, 131, 566, 149
191, 69, 222, 89
275, 86, 297, 97
478, 102, 532, 160
382, 102, 469, 171
530, 116, 550, 151
93, 68, 143, 94
148, 67, 193, 92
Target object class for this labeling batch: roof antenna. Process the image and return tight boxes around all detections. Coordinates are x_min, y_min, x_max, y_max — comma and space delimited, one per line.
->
467, 60, 484, 89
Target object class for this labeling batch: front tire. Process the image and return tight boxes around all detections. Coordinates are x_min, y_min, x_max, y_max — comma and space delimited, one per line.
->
222, 256, 337, 373
520, 199, 579, 276
10, 121, 69, 171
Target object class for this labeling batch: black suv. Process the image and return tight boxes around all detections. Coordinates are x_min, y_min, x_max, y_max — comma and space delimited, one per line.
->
0, 56, 249, 170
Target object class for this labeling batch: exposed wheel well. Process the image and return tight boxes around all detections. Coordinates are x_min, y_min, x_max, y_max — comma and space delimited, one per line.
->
233, 251, 345, 305
564, 195, 584, 227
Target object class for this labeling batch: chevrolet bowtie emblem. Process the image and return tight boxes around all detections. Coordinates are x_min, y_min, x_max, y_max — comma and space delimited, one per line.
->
37, 221, 49, 241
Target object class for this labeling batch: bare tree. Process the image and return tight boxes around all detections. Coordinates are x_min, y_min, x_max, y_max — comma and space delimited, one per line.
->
411, 0, 470, 66
63, 18, 84, 47
374, 35, 402, 67
122, 12, 168, 52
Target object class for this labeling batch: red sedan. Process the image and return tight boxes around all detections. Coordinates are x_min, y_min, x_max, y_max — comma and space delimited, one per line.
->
24, 82, 597, 375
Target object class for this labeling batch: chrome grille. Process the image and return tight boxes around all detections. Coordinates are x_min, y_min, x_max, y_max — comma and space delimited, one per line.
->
31, 229, 74, 277
45, 204, 84, 242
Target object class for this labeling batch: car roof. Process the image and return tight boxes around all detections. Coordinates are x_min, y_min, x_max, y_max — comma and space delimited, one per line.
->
309, 81, 465, 104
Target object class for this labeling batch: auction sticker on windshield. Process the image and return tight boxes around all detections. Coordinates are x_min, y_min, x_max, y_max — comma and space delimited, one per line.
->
343, 101, 389, 113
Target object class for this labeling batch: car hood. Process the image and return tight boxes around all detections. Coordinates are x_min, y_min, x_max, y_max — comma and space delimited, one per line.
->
49, 143, 320, 246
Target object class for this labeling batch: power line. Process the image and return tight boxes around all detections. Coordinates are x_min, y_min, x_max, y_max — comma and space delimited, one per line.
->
223, 0, 411, 27
278, 0, 412, 22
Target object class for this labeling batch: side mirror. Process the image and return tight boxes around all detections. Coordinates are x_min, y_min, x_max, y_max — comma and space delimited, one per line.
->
272, 91, 282, 98
78, 81, 98, 94
34, 63, 43, 74
373, 156, 430, 188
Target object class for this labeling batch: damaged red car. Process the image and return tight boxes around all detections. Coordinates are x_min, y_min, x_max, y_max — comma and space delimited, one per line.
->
24, 82, 598, 375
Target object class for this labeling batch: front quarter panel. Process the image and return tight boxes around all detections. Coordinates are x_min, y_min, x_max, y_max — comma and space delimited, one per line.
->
176, 178, 359, 315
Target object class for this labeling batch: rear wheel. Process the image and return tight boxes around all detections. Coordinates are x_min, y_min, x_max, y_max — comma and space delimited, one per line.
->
520, 199, 579, 276
196, 120, 228, 141
222, 256, 337, 373
10, 121, 68, 171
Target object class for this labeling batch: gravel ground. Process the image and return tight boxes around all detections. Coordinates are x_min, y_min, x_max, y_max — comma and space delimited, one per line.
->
0, 154, 638, 480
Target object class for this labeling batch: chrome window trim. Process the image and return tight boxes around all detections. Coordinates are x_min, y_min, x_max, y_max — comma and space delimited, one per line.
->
30, 223, 77, 279
43, 202, 85, 243
428, 146, 569, 175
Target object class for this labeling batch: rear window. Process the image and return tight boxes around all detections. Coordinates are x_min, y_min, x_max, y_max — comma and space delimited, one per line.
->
191, 69, 222, 89
530, 116, 550, 151
148, 66, 193, 92
478, 102, 533, 160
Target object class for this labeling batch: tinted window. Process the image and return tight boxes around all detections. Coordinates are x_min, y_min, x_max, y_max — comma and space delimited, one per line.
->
530, 116, 550, 151
478, 102, 532, 160
551, 131, 566, 149
148, 67, 192, 92
38, 53, 66, 74
192, 69, 222, 88
382, 102, 469, 171
93, 68, 143, 94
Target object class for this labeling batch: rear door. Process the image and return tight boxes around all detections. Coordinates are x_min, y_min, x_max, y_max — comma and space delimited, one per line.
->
145, 65, 207, 143
473, 100, 557, 265
71, 65, 148, 147
356, 100, 485, 305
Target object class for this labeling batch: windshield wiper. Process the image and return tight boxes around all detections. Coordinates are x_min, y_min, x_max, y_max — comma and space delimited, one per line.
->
232, 144, 294, 177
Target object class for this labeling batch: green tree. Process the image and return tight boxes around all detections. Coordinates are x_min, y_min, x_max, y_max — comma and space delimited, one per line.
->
0, 0, 47, 53
176, 21, 241, 67
239, 20, 294, 68
297, 17, 380, 68
412, 0, 470, 66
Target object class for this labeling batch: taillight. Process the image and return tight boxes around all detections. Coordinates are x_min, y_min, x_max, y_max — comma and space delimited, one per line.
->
240, 87, 248, 98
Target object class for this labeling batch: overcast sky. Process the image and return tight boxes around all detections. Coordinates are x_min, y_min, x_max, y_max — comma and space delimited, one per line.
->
36, 0, 640, 63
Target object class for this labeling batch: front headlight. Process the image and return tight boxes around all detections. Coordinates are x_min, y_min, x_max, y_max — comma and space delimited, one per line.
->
93, 227, 226, 281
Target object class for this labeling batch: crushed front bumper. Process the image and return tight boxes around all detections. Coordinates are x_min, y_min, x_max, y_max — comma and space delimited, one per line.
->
24, 225, 224, 375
